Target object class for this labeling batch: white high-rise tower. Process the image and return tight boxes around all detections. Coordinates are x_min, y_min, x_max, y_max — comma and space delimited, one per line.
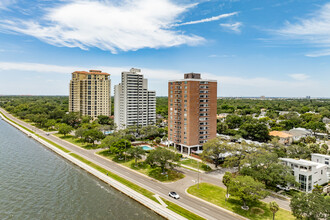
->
114, 68, 156, 130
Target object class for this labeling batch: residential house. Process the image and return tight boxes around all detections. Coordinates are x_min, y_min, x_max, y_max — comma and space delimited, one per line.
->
269, 131, 293, 145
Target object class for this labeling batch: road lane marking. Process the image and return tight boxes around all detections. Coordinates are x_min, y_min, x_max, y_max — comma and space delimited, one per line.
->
201, 206, 210, 211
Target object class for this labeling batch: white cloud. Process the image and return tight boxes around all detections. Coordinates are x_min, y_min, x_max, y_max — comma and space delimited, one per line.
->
0, 0, 206, 53
0, 0, 15, 10
220, 22, 242, 33
305, 50, 330, 58
0, 61, 318, 97
0, 62, 78, 73
277, 3, 330, 57
289, 74, 310, 81
172, 12, 238, 27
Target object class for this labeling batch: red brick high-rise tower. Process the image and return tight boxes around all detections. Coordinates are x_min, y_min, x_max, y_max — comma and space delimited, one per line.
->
168, 73, 217, 155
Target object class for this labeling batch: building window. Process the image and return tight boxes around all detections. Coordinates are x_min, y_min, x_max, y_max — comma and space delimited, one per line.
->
299, 174, 306, 191
308, 175, 312, 191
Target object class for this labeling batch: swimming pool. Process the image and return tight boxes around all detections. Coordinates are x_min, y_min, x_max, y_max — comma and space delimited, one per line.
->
141, 145, 154, 151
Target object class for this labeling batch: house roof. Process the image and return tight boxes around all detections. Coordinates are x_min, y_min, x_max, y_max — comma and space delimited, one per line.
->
269, 131, 293, 138
287, 128, 312, 137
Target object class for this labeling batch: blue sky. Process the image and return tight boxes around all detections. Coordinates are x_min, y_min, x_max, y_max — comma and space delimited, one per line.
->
0, 0, 329, 97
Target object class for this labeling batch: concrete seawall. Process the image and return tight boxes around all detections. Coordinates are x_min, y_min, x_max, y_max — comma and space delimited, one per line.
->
0, 113, 186, 220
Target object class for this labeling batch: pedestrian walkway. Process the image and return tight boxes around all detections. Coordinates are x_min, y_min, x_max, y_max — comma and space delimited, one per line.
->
153, 194, 168, 208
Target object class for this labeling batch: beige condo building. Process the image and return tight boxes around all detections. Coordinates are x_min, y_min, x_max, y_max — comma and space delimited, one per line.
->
69, 70, 111, 118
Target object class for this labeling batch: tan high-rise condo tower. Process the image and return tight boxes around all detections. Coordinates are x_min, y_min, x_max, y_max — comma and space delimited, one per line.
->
69, 70, 111, 118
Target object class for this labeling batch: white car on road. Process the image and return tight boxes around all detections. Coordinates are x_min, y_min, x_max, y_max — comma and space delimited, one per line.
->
169, 191, 180, 199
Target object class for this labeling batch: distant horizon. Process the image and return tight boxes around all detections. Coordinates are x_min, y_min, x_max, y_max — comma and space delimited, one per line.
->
1, 94, 330, 99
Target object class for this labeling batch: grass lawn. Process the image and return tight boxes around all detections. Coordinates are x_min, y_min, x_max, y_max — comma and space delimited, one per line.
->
188, 183, 294, 220
98, 149, 185, 182
54, 133, 100, 149
162, 197, 205, 220
179, 159, 212, 171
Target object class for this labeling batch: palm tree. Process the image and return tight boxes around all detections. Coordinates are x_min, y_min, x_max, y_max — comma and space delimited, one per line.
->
128, 147, 145, 166
269, 201, 279, 220
222, 172, 233, 201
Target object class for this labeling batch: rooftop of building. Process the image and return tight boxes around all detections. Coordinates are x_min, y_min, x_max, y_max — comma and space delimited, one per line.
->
312, 153, 330, 159
169, 73, 217, 82
73, 70, 110, 76
280, 158, 327, 169
269, 131, 293, 138
287, 128, 312, 136
122, 68, 142, 75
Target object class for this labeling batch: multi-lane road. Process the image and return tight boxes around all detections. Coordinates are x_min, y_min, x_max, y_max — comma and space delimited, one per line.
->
1, 108, 247, 220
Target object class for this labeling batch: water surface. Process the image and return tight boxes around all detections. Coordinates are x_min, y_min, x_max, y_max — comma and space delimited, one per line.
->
0, 119, 163, 220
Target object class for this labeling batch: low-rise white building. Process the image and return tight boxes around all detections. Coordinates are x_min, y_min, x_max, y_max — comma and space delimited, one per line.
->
280, 158, 328, 192
311, 153, 330, 179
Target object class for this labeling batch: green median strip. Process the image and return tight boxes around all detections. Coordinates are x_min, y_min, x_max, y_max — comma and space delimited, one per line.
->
69, 153, 159, 203
162, 198, 206, 220
36, 134, 71, 153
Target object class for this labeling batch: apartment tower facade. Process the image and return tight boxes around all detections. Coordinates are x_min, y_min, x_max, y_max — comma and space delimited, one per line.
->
168, 73, 217, 155
114, 68, 156, 130
69, 70, 111, 118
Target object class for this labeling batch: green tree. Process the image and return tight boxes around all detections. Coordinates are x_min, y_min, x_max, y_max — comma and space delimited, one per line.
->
269, 201, 279, 220
154, 137, 161, 144
225, 115, 243, 129
32, 114, 48, 127
127, 147, 145, 166
229, 175, 268, 210
217, 122, 229, 134
305, 121, 326, 135
97, 115, 111, 125
44, 119, 56, 130
223, 143, 249, 172
146, 148, 180, 173
81, 115, 91, 124
290, 191, 330, 219
58, 124, 73, 136
82, 129, 104, 146
240, 150, 297, 187
222, 172, 233, 201
286, 144, 311, 159
239, 123, 270, 142
312, 184, 323, 194
75, 127, 87, 139
201, 137, 231, 168
110, 139, 132, 158
62, 112, 81, 128
140, 125, 159, 139
99, 131, 127, 149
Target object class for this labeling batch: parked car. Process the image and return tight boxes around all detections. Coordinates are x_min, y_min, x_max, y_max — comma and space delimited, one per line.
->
169, 191, 180, 199
276, 184, 290, 191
